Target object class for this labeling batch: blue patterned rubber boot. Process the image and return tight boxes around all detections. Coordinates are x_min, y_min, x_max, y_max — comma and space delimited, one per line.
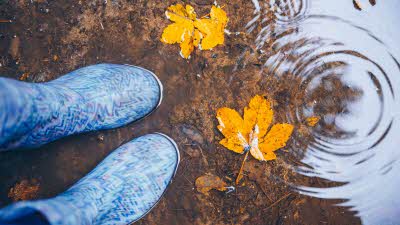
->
0, 133, 180, 225
0, 64, 163, 151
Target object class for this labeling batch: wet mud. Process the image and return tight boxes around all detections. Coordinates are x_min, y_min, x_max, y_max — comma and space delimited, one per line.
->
2, 0, 392, 224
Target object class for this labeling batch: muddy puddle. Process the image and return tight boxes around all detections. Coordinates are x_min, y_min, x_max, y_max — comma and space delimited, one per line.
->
0, 0, 399, 224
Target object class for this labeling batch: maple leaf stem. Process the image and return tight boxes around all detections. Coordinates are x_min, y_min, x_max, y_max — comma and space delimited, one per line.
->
265, 193, 292, 211
235, 150, 250, 185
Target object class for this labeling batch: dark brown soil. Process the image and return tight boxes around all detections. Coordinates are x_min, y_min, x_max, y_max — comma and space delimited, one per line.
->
0, 0, 360, 224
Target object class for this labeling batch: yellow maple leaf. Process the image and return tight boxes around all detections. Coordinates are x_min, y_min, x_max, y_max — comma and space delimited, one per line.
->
161, 4, 228, 59
193, 6, 228, 50
216, 95, 294, 161
161, 4, 197, 58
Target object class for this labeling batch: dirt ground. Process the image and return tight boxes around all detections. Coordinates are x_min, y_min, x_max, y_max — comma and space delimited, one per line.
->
0, 0, 361, 224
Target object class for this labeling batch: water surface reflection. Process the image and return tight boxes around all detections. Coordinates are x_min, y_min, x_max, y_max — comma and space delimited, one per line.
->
247, 0, 400, 224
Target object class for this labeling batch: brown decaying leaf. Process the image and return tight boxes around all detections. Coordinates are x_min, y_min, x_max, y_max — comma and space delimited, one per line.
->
8, 179, 40, 201
195, 173, 227, 196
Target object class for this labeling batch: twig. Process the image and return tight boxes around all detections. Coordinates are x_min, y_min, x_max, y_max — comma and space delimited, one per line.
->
195, 145, 209, 167
0, 20, 12, 23
265, 193, 292, 211
183, 175, 193, 185
235, 150, 249, 184
256, 182, 273, 202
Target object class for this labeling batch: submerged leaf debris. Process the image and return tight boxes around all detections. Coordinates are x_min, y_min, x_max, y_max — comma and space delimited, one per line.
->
195, 173, 234, 196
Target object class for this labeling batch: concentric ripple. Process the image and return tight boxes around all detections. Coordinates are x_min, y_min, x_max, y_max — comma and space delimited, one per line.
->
246, 0, 310, 34
272, 0, 310, 24
246, 2, 400, 223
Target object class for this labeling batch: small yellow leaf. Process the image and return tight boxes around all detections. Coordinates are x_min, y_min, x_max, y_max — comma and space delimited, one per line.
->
161, 4, 196, 58
161, 4, 228, 58
306, 116, 320, 127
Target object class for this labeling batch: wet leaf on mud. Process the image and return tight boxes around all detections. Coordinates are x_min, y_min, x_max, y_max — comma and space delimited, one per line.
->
216, 95, 294, 161
306, 116, 320, 127
8, 179, 40, 202
161, 4, 197, 59
161, 3, 228, 59
193, 6, 228, 50
195, 173, 228, 195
